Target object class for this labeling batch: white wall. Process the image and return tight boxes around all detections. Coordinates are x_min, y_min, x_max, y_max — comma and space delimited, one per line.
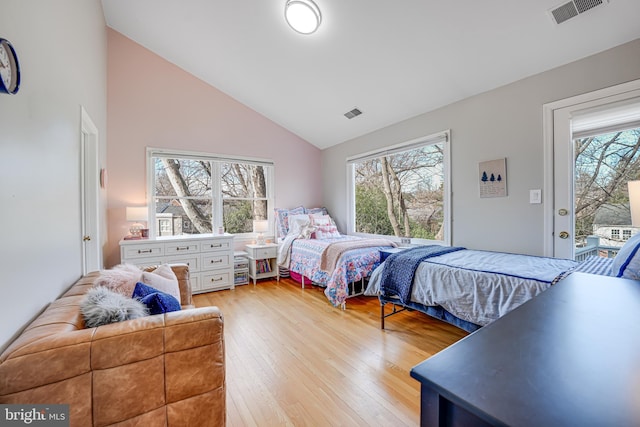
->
323, 38, 640, 256
0, 1, 107, 348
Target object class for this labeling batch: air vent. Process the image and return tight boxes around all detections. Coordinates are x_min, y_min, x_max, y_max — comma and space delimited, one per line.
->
344, 108, 362, 119
549, 0, 608, 25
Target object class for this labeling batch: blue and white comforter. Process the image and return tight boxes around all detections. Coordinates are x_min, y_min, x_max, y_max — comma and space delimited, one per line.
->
366, 249, 586, 326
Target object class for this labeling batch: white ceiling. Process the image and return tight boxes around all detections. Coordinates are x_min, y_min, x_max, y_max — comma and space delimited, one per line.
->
101, 0, 640, 149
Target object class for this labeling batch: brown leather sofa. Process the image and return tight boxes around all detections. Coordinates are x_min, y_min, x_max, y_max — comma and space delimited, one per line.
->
0, 265, 225, 427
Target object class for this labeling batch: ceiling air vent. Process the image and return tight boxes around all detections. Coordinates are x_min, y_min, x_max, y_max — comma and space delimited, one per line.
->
549, 0, 608, 25
344, 108, 362, 119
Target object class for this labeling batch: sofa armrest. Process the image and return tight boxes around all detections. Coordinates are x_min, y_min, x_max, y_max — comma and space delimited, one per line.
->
169, 263, 193, 308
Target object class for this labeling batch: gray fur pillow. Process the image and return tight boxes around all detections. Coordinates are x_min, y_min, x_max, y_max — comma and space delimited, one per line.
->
80, 286, 148, 328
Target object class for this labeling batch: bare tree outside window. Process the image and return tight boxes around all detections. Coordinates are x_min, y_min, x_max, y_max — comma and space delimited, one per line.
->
574, 128, 640, 248
152, 154, 271, 236
354, 143, 445, 240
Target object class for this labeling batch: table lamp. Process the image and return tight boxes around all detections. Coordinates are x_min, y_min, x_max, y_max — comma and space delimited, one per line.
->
253, 220, 269, 245
126, 206, 148, 238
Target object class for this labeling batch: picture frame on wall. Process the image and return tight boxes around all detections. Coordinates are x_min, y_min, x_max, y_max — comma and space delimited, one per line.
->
479, 158, 507, 198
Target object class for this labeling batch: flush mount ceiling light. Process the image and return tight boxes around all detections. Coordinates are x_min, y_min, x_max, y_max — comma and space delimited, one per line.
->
285, 0, 322, 35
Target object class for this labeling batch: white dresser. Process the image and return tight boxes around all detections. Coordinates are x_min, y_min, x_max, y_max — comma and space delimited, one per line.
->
119, 234, 234, 294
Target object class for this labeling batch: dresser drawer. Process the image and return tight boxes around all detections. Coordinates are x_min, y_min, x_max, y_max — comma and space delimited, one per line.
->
200, 270, 232, 291
201, 253, 231, 271
127, 259, 164, 269
164, 242, 200, 256
248, 246, 277, 259
122, 243, 164, 259
200, 238, 232, 253
165, 255, 200, 272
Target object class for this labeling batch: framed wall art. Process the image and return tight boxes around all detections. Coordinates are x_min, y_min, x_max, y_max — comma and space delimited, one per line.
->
479, 158, 507, 198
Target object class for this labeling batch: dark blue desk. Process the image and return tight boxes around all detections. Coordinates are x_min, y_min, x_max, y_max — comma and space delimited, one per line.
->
410, 272, 640, 427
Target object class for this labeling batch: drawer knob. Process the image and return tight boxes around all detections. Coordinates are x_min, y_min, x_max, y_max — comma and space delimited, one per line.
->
138, 249, 152, 254
211, 259, 222, 263
211, 277, 222, 282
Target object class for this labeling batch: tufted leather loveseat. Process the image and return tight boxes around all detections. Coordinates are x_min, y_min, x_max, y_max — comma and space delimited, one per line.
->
0, 264, 225, 426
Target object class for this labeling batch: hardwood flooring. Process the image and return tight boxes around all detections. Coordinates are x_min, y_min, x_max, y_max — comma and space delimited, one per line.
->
193, 278, 468, 426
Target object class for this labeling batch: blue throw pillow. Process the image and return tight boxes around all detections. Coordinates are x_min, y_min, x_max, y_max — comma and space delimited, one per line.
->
133, 282, 181, 315
611, 233, 640, 280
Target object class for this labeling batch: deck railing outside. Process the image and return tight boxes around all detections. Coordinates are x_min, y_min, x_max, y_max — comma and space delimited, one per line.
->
574, 236, 620, 261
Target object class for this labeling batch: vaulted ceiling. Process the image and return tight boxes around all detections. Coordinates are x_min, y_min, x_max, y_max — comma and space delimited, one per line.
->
102, 0, 640, 149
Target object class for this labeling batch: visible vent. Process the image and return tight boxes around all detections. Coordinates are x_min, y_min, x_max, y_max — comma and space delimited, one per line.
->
549, 0, 607, 24
574, 0, 605, 13
344, 108, 362, 119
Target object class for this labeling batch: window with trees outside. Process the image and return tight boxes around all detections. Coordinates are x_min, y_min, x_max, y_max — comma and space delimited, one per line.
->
347, 131, 450, 244
574, 126, 640, 250
148, 149, 273, 238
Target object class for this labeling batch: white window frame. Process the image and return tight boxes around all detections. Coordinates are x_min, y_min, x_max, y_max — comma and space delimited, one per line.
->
147, 147, 275, 239
346, 130, 451, 245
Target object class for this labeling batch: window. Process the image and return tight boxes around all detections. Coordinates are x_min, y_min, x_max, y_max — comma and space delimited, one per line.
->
611, 229, 620, 240
347, 131, 450, 244
148, 149, 274, 238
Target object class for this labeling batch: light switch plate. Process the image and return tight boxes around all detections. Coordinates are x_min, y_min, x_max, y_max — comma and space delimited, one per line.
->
529, 189, 541, 204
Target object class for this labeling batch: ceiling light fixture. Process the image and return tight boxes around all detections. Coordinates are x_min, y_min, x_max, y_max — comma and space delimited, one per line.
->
285, 0, 322, 35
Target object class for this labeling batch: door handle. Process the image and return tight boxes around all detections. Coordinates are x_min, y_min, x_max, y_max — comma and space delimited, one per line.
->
559, 231, 569, 239
83, 235, 91, 241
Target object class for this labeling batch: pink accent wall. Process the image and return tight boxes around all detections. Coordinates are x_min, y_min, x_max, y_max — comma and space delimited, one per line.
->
106, 29, 322, 266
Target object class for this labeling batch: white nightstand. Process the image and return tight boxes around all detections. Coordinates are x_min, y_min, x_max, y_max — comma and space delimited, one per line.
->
245, 243, 279, 285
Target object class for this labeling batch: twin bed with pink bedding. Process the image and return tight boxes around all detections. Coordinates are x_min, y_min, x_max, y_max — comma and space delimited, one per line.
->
275, 207, 396, 308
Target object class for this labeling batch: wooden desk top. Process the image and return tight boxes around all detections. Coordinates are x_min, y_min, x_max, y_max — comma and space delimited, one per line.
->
410, 272, 640, 426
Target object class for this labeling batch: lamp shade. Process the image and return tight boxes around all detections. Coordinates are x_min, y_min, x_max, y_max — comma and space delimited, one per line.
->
629, 181, 640, 227
285, 0, 321, 34
253, 220, 269, 233
126, 206, 148, 222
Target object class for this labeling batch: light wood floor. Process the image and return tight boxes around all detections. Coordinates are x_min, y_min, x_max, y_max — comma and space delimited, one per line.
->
194, 278, 468, 427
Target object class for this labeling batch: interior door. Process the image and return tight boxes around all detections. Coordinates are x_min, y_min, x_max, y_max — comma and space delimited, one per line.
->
550, 85, 640, 259
81, 107, 101, 273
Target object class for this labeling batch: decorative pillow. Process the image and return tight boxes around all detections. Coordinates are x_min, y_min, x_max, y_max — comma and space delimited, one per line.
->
311, 214, 334, 227
305, 207, 329, 216
299, 223, 317, 239
80, 286, 148, 328
95, 263, 143, 297
315, 225, 341, 239
133, 282, 181, 315
288, 214, 312, 236
611, 233, 640, 279
274, 206, 305, 239
141, 264, 181, 304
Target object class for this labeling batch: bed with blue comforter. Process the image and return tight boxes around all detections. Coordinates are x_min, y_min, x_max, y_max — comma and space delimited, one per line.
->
365, 245, 617, 332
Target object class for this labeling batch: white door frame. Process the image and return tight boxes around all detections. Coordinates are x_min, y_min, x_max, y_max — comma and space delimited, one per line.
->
80, 106, 101, 273
543, 79, 640, 257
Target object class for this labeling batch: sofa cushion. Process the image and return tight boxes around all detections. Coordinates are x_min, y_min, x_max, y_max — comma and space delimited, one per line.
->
80, 287, 148, 328
141, 264, 181, 304
133, 282, 181, 315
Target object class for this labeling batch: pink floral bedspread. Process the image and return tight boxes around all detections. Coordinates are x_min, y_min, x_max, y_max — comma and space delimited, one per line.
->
287, 235, 395, 307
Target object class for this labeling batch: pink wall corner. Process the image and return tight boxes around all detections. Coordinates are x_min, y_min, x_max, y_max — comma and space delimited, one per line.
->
106, 29, 323, 267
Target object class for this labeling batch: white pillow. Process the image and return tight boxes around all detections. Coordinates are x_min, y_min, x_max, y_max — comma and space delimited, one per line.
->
287, 214, 312, 236
611, 233, 640, 279
141, 264, 181, 304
